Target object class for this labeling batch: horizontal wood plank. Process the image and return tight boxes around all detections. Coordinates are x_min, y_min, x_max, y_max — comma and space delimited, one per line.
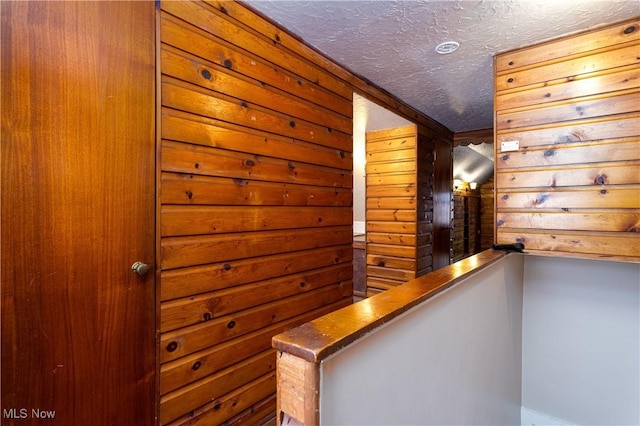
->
162, 110, 352, 170
366, 197, 415, 210
495, 18, 640, 72
496, 161, 640, 188
366, 254, 416, 270
161, 206, 352, 236
366, 160, 415, 174
162, 79, 351, 151
366, 148, 416, 164
366, 243, 416, 258
367, 232, 416, 246
161, 245, 352, 301
366, 183, 416, 198
496, 42, 640, 92
366, 221, 416, 234
496, 230, 640, 257
164, 372, 276, 426
160, 14, 352, 118
495, 113, 639, 148
161, 264, 351, 331
497, 187, 640, 210
161, 47, 352, 134
496, 139, 640, 170
160, 299, 351, 392
161, 226, 352, 270
496, 91, 640, 130
160, 350, 275, 424
161, 172, 352, 207
161, 1, 352, 100
366, 209, 420, 222
162, 140, 351, 188
496, 211, 640, 232
495, 65, 640, 112
160, 285, 349, 394
367, 173, 416, 186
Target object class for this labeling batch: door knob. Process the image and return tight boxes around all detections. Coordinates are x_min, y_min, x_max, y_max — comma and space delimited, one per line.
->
131, 261, 151, 276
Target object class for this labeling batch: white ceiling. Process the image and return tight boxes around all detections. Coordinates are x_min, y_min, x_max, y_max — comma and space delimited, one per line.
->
243, 0, 639, 133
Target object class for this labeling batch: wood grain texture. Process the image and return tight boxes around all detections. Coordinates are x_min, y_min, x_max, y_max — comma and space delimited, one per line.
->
1, 1, 156, 424
495, 16, 640, 260
158, 1, 356, 423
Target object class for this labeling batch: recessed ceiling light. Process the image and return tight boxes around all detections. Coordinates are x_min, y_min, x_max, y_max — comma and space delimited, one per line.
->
435, 41, 460, 55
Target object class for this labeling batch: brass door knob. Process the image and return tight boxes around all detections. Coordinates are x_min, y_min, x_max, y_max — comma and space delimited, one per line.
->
131, 261, 151, 276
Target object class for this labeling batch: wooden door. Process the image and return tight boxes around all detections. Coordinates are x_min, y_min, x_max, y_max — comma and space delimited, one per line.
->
1, 2, 156, 425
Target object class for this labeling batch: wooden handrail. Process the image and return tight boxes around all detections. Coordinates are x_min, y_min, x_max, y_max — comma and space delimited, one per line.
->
273, 249, 510, 425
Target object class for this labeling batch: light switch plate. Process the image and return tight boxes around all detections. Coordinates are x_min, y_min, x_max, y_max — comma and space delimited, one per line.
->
501, 140, 519, 152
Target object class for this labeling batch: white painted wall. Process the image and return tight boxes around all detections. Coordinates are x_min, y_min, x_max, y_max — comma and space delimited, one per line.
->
522, 256, 640, 426
320, 254, 524, 425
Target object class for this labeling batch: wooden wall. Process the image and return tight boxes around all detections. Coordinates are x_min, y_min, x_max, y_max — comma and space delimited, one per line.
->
158, 1, 354, 423
494, 17, 640, 261
452, 188, 481, 262
366, 126, 420, 294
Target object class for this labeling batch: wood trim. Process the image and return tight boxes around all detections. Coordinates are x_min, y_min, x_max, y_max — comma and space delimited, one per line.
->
276, 352, 319, 425
272, 249, 509, 363
453, 128, 493, 146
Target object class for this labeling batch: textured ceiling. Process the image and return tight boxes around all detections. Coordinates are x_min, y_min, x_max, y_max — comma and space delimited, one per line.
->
244, 0, 639, 133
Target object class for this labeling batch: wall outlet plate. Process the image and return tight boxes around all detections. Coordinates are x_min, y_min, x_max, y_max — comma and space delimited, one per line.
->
501, 140, 519, 152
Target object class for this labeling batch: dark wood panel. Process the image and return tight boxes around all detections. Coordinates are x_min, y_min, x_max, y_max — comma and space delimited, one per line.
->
1, 2, 156, 424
